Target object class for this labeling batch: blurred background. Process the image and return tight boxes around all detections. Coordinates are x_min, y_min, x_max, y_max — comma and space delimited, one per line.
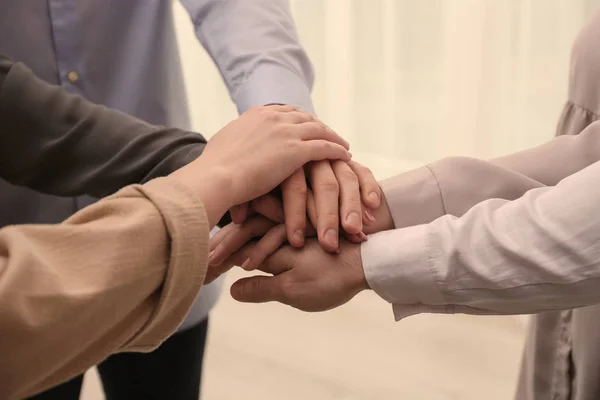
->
83, 1, 598, 399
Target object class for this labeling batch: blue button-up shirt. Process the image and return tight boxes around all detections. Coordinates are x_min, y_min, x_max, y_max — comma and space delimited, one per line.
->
0, 0, 314, 330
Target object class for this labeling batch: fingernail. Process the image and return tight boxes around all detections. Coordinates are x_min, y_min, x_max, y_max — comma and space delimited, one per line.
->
241, 257, 252, 271
325, 229, 338, 248
345, 211, 361, 228
293, 229, 305, 246
364, 210, 376, 223
359, 231, 368, 242
368, 191, 380, 205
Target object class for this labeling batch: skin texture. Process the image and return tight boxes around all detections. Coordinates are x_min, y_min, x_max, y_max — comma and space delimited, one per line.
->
224, 239, 370, 312
170, 105, 352, 227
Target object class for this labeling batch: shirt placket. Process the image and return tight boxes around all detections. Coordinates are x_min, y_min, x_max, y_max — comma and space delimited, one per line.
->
47, 0, 85, 97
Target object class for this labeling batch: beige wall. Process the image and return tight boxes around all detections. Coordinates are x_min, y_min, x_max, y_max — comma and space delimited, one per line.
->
174, 0, 597, 173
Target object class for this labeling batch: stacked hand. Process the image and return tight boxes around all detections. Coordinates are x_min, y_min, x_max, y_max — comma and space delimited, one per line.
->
186, 105, 395, 312
226, 239, 369, 312
169, 105, 352, 227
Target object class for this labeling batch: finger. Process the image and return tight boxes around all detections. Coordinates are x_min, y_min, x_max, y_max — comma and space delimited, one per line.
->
304, 190, 318, 237
363, 208, 376, 226
343, 230, 368, 244
250, 195, 285, 223
219, 242, 258, 268
301, 140, 352, 163
293, 121, 350, 150
348, 161, 381, 209
241, 224, 288, 272
263, 104, 298, 113
204, 258, 238, 285
230, 275, 283, 304
306, 189, 319, 232
331, 161, 363, 235
209, 223, 237, 253
230, 203, 250, 224
209, 217, 276, 266
279, 110, 315, 124
281, 169, 308, 247
308, 161, 340, 252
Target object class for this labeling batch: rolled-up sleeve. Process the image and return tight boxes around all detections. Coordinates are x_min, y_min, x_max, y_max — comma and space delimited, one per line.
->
181, 0, 315, 114
0, 178, 209, 399
363, 160, 600, 321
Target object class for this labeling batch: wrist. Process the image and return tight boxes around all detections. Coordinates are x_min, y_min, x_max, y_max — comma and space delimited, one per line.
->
363, 189, 395, 235
170, 163, 233, 228
344, 243, 370, 293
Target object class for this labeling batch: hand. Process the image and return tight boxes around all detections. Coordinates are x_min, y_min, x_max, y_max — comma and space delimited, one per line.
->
229, 160, 383, 252
225, 239, 369, 312
300, 159, 381, 251
169, 105, 351, 226
208, 206, 366, 274
207, 179, 395, 272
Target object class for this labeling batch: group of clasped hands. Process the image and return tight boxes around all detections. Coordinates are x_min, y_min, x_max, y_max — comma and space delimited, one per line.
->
180, 104, 389, 310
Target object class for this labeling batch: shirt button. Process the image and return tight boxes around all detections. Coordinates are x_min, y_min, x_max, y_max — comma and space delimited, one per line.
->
67, 71, 80, 83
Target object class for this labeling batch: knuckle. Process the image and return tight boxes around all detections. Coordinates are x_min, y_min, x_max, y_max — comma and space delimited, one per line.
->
319, 178, 340, 193
311, 121, 328, 134
249, 105, 265, 116
320, 212, 339, 224
272, 125, 294, 141
339, 168, 359, 184
359, 164, 374, 177
284, 180, 308, 196
248, 278, 264, 297
289, 110, 309, 122
259, 108, 280, 122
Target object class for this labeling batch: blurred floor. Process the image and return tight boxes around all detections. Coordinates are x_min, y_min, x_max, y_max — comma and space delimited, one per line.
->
82, 1, 598, 399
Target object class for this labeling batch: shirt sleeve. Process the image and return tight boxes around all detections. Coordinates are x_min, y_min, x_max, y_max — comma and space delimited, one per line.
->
0, 54, 207, 198
180, 0, 315, 114
0, 178, 209, 399
362, 159, 600, 321
379, 120, 600, 232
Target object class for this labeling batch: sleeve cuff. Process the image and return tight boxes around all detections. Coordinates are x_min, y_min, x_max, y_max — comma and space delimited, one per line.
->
124, 178, 210, 350
232, 64, 315, 115
361, 226, 447, 319
379, 166, 446, 230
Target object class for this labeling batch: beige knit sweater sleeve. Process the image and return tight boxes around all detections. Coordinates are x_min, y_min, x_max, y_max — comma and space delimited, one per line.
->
0, 177, 209, 399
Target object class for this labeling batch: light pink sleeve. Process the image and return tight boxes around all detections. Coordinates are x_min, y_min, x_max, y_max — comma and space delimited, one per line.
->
363, 160, 600, 320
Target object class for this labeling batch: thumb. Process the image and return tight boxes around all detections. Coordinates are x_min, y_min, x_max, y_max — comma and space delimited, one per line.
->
230, 275, 281, 304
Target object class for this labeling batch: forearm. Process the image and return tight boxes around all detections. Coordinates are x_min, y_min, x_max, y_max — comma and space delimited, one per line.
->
363, 160, 600, 319
0, 55, 207, 197
491, 120, 600, 185
181, 0, 315, 113
379, 121, 600, 230
0, 178, 209, 399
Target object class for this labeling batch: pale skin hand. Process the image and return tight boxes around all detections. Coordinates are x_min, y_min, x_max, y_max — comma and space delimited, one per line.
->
206, 181, 394, 276
230, 157, 383, 253
169, 105, 352, 227
222, 239, 370, 312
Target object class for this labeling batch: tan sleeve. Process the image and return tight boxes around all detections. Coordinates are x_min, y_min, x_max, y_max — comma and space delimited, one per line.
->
381, 120, 600, 229
0, 178, 209, 400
